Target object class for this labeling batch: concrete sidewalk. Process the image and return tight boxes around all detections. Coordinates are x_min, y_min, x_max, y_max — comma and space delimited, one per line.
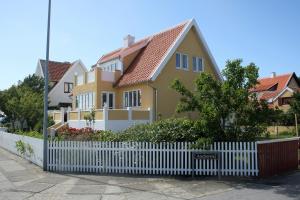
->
0, 147, 299, 200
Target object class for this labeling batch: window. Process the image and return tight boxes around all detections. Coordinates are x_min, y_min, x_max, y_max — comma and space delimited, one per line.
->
280, 97, 293, 105
192, 57, 197, 71
176, 52, 188, 70
192, 57, 204, 72
176, 53, 181, 69
197, 57, 203, 72
75, 92, 95, 110
102, 92, 114, 109
64, 82, 73, 93
182, 54, 188, 69
110, 63, 117, 71
124, 90, 141, 107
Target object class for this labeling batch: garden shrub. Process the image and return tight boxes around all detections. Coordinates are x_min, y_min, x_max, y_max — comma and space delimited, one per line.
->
55, 118, 210, 143
115, 118, 208, 143
15, 130, 43, 139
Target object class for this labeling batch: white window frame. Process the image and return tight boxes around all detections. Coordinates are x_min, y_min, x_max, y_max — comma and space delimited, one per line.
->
123, 89, 142, 108
175, 53, 181, 69
101, 91, 115, 109
181, 53, 189, 70
192, 56, 204, 72
175, 52, 189, 71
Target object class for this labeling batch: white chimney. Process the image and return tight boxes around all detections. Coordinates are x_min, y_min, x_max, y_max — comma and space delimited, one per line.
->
123, 34, 135, 48
271, 72, 276, 78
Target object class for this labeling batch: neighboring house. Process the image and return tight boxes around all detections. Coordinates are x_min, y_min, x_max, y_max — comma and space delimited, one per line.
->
53, 19, 222, 131
35, 59, 87, 109
251, 72, 300, 111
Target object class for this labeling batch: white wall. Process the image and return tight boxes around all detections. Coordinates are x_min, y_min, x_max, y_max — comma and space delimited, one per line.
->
68, 120, 105, 130
0, 131, 43, 167
106, 120, 149, 132
68, 119, 149, 132
98, 59, 122, 72
35, 61, 44, 77
49, 61, 86, 107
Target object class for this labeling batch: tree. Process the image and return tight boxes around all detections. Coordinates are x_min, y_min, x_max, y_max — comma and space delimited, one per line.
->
290, 92, 300, 116
0, 74, 45, 131
171, 59, 270, 141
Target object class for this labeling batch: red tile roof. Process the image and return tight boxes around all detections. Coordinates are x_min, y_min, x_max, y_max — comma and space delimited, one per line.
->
98, 39, 150, 64
97, 21, 188, 87
40, 60, 72, 82
251, 73, 294, 102
253, 73, 292, 93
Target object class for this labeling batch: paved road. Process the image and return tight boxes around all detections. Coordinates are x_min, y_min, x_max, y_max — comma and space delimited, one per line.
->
0, 147, 299, 200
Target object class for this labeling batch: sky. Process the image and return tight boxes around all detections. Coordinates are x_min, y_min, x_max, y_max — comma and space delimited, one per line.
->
0, 0, 300, 90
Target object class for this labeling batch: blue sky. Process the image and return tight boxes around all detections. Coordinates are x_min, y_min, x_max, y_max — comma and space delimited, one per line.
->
0, 0, 300, 90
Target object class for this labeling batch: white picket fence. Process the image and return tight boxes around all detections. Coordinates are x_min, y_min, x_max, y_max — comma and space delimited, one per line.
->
47, 141, 259, 176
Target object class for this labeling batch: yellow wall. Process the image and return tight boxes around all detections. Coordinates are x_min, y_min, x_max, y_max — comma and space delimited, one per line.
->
71, 26, 220, 122
95, 110, 103, 120
132, 110, 149, 120
287, 76, 299, 90
69, 112, 78, 120
151, 27, 220, 119
108, 110, 128, 120
273, 89, 294, 112
115, 83, 154, 110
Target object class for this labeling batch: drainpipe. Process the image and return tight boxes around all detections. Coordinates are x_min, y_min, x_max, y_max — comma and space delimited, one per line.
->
147, 83, 158, 122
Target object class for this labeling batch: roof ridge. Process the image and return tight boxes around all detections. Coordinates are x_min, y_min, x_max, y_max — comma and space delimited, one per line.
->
98, 19, 191, 63
40, 59, 71, 64
258, 72, 293, 80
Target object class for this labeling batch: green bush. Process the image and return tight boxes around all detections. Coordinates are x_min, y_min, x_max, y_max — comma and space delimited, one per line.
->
15, 130, 43, 139
111, 118, 208, 143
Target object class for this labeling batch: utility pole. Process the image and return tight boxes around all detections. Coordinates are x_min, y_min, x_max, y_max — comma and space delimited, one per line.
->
295, 113, 298, 137
43, 0, 51, 171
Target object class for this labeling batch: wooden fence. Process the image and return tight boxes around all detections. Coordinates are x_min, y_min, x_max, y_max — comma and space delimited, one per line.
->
47, 141, 259, 176
257, 138, 299, 177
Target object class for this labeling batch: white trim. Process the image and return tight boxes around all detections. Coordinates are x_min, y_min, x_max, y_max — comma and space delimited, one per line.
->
175, 52, 189, 71
101, 91, 115, 109
150, 19, 223, 81
192, 56, 204, 72
37, 59, 44, 78
123, 89, 142, 108
271, 87, 294, 102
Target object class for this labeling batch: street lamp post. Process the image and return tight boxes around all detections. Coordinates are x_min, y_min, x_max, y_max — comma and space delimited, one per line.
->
43, 0, 51, 171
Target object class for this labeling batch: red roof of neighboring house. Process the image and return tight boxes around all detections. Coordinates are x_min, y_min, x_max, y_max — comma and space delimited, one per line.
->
252, 73, 292, 93
251, 73, 299, 102
97, 21, 188, 87
40, 60, 72, 82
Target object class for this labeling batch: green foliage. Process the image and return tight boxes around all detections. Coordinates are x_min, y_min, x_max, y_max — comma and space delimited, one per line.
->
48, 116, 55, 127
171, 59, 270, 142
290, 92, 300, 116
0, 74, 45, 132
16, 140, 26, 155
56, 118, 207, 143
16, 130, 43, 139
15, 140, 34, 156
108, 118, 207, 143
84, 108, 96, 129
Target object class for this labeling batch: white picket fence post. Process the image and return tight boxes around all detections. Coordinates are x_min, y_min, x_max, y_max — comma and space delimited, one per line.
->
47, 141, 259, 176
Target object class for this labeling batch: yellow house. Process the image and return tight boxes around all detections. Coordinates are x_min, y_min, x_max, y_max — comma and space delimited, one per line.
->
53, 19, 222, 131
